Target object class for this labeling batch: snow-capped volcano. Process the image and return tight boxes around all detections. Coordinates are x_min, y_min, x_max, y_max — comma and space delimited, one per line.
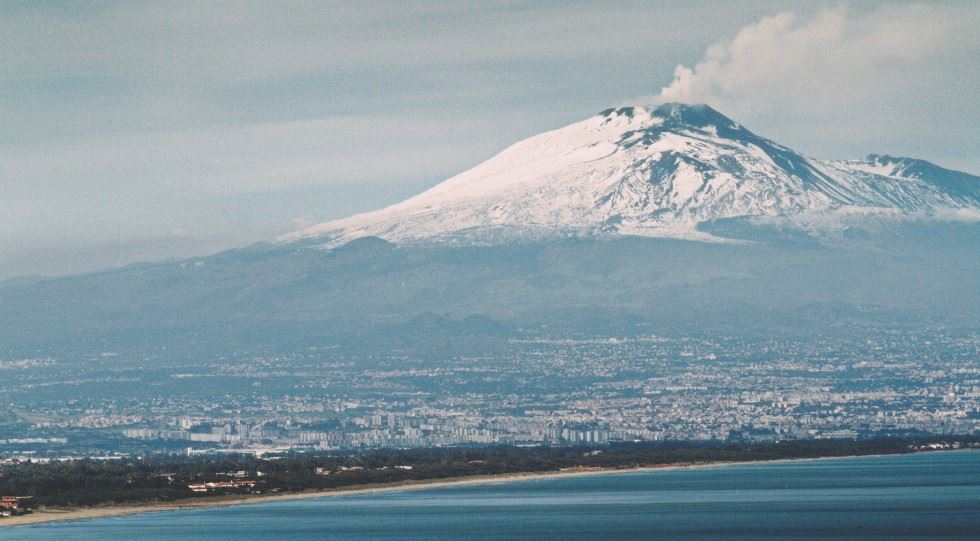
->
286, 103, 980, 245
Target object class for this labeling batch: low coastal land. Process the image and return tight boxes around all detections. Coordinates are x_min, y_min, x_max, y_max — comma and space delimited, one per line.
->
2, 437, 976, 528
0, 457, 905, 528
2, 463, 698, 527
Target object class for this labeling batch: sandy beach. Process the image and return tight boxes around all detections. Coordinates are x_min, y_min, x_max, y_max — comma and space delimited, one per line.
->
0, 460, 746, 528
0, 452, 937, 528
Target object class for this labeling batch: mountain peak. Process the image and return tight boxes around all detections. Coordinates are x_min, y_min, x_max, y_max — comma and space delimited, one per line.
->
649, 102, 740, 131
866, 153, 900, 163
285, 105, 980, 247
854, 154, 980, 200
597, 103, 742, 133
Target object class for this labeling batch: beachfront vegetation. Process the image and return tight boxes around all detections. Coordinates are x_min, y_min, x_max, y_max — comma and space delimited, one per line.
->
1, 437, 975, 509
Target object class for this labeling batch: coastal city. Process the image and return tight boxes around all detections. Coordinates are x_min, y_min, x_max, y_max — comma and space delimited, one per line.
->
1, 329, 977, 460
2, 0, 979, 536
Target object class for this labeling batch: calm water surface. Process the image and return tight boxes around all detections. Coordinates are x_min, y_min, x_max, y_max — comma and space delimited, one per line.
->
6, 450, 979, 540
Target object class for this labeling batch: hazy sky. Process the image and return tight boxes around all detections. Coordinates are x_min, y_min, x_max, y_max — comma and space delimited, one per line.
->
2, 1, 978, 279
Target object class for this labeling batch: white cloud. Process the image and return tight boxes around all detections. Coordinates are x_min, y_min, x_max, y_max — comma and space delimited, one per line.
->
932, 207, 980, 223
641, 4, 980, 170
289, 217, 317, 231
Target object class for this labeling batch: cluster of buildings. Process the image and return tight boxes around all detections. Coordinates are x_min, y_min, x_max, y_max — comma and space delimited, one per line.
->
0, 496, 33, 518
187, 479, 256, 493
2, 330, 977, 457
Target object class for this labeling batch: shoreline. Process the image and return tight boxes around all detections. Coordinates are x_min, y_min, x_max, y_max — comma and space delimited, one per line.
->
1, 449, 968, 528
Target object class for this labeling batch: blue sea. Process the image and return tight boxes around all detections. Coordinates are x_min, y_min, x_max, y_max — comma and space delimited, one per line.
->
5, 451, 979, 540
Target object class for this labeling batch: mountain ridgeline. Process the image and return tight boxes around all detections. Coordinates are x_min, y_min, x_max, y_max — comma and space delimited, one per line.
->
287, 103, 980, 246
1, 104, 978, 353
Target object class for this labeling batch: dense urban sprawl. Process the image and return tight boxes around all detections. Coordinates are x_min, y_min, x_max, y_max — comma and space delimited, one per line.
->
1, 330, 976, 460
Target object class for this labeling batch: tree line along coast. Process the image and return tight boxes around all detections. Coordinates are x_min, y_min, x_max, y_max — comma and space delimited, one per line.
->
1, 436, 977, 514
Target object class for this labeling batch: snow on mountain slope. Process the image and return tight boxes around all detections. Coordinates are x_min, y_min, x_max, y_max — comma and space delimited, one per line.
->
285, 103, 980, 246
